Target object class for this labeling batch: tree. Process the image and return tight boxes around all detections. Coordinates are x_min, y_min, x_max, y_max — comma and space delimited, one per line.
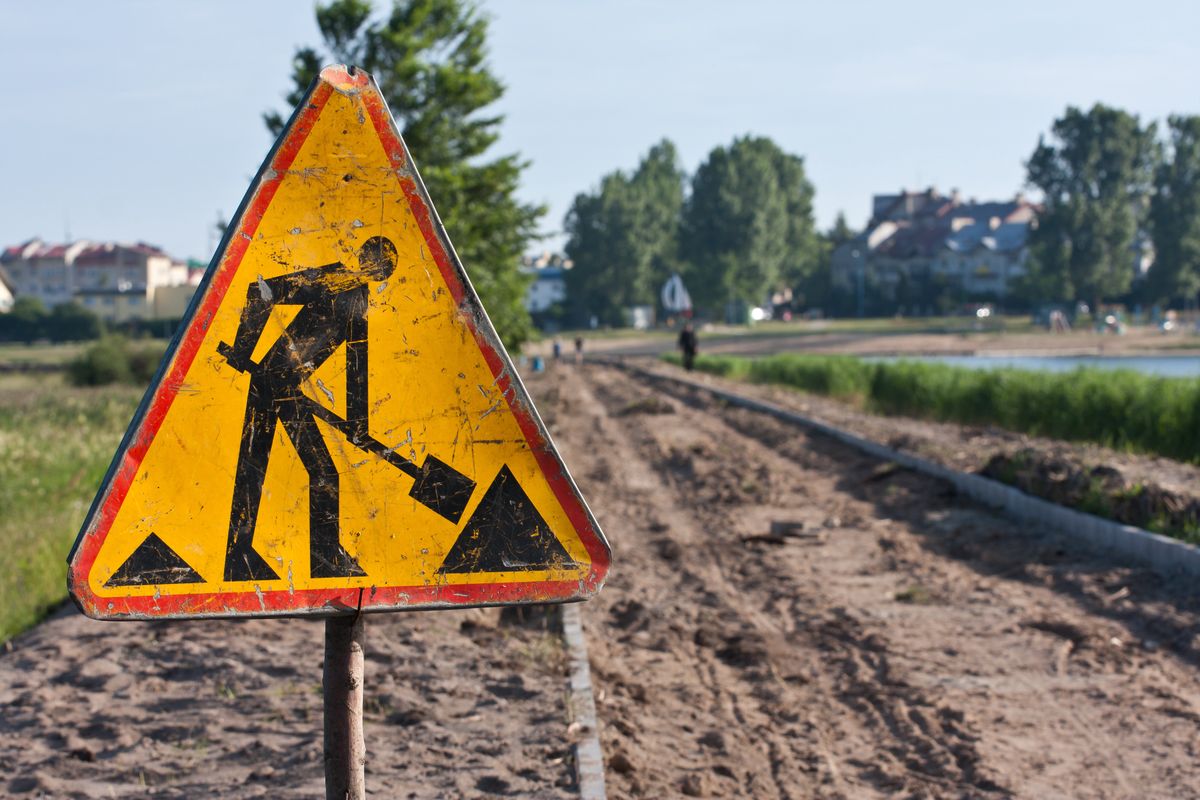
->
46, 302, 104, 342
563, 174, 638, 327
1022, 104, 1158, 308
0, 296, 47, 343
564, 139, 685, 326
680, 136, 817, 316
826, 212, 855, 249
265, 0, 543, 348
802, 213, 858, 312
770, 146, 821, 289
631, 140, 686, 300
1148, 115, 1200, 306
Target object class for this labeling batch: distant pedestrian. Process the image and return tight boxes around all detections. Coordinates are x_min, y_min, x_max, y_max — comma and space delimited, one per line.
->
574, 336, 584, 365
678, 322, 698, 371
552, 338, 562, 361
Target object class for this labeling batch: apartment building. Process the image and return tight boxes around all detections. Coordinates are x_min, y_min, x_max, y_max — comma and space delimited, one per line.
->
831, 188, 1038, 304
0, 238, 198, 321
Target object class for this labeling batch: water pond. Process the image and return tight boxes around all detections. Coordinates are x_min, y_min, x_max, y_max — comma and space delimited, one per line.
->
866, 354, 1200, 379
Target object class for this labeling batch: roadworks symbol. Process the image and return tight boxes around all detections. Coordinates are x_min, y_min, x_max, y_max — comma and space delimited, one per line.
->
66, 65, 609, 620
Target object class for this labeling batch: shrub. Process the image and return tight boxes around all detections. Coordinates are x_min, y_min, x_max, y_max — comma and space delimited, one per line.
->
0, 297, 48, 343
46, 302, 105, 342
126, 342, 164, 384
67, 337, 165, 387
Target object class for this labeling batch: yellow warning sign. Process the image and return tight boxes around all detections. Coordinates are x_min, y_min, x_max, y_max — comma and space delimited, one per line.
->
67, 65, 609, 619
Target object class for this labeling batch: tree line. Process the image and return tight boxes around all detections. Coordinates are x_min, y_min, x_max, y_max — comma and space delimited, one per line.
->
564, 105, 1200, 326
0, 297, 181, 344
564, 137, 827, 326
0, 298, 104, 343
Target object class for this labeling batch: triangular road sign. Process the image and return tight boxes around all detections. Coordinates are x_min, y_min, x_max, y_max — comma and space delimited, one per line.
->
67, 65, 610, 620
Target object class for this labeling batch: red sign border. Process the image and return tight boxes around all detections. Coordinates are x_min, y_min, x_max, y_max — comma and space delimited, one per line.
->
67, 66, 610, 620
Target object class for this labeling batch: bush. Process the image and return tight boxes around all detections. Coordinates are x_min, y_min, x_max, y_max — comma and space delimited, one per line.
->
67, 337, 165, 387
0, 297, 48, 343
668, 352, 1200, 464
46, 302, 104, 342
126, 343, 164, 384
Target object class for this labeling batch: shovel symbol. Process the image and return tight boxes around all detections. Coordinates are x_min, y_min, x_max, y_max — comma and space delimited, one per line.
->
217, 340, 476, 525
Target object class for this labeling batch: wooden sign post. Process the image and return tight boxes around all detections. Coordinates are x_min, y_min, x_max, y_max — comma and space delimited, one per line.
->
324, 614, 366, 799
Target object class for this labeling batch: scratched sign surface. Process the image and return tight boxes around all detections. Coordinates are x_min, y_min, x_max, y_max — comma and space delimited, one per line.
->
67, 65, 609, 620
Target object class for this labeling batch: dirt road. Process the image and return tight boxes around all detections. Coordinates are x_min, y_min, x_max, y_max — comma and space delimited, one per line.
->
0, 604, 576, 798
530, 361, 1200, 799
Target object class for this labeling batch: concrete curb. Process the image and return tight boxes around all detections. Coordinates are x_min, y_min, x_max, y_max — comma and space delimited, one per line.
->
562, 602, 606, 800
622, 361, 1200, 578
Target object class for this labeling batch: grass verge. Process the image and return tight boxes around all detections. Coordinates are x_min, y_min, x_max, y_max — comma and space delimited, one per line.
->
663, 352, 1200, 464
0, 373, 142, 642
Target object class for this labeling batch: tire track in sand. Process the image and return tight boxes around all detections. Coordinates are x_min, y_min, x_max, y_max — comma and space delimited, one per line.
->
581, 363, 1000, 799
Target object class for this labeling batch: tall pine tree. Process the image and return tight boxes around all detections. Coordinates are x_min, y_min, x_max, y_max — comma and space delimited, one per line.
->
265, 0, 543, 348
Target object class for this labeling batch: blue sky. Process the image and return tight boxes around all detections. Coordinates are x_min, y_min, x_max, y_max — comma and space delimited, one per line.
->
2, 1, 1198, 261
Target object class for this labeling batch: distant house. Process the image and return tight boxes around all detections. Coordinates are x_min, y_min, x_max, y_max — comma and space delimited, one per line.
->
525, 266, 567, 313
1, 240, 89, 308
0, 265, 14, 312
521, 252, 571, 328
0, 238, 197, 321
831, 188, 1039, 307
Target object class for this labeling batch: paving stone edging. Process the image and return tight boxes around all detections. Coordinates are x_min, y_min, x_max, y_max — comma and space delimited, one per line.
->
623, 361, 1200, 578
563, 602, 606, 799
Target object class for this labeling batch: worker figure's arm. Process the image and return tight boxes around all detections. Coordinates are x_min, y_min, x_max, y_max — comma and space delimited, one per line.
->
222, 283, 272, 373
220, 266, 340, 373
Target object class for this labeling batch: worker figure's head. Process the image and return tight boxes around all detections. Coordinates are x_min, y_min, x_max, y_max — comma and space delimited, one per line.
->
358, 236, 398, 281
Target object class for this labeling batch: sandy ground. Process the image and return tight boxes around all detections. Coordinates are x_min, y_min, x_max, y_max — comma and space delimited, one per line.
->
529, 361, 1200, 799
0, 604, 576, 798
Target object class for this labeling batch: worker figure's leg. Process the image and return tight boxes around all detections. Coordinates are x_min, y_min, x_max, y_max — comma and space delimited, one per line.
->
224, 378, 283, 582
283, 408, 366, 579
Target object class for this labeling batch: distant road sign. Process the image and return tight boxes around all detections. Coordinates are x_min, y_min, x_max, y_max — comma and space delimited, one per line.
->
68, 65, 610, 620
661, 273, 692, 313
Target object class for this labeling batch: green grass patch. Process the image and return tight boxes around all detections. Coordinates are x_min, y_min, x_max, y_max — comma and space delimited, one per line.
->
0, 372, 143, 642
665, 352, 1200, 464
894, 584, 936, 605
